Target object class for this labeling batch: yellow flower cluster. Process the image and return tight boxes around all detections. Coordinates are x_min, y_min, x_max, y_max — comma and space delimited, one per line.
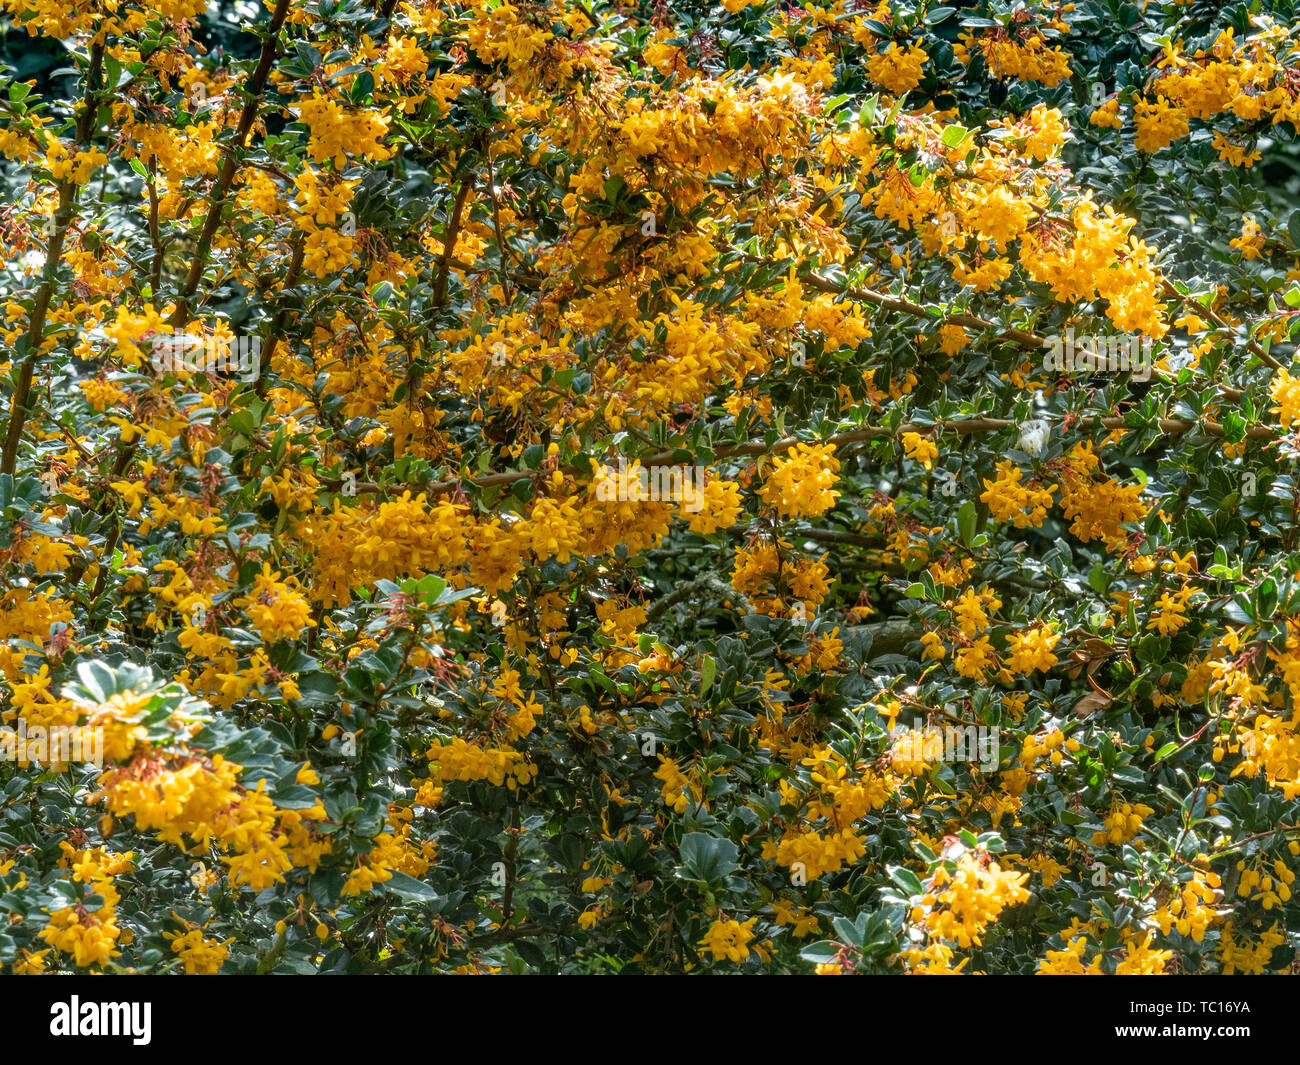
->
1139, 24, 1300, 162
1021, 197, 1167, 335
1020, 104, 1069, 161
1152, 870, 1222, 940
1270, 368, 1300, 428
770, 899, 821, 938
1089, 98, 1123, 128
1233, 859, 1295, 910
1056, 443, 1148, 548
45, 142, 108, 184
1112, 930, 1175, 974
1019, 728, 1078, 775
95, 754, 323, 890
730, 542, 832, 617
425, 737, 537, 790
165, 927, 233, 975
342, 831, 409, 897
952, 586, 1000, 637
654, 757, 697, 814
38, 846, 133, 969
956, 30, 1071, 86
238, 565, 315, 644
1228, 712, 1300, 799
1217, 920, 1286, 974
762, 745, 891, 879
865, 42, 929, 95
1132, 96, 1190, 153
1092, 801, 1154, 846
758, 443, 841, 518
980, 462, 1055, 529
901, 431, 937, 469
1037, 933, 1094, 974
1147, 587, 1194, 636
900, 940, 968, 974
1003, 625, 1061, 675
698, 917, 757, 962
291, 167, 359, 277
889, 728, 942, 777
769, 828, 869, 882
914, 853, 1030, 948
40, 902, 122, 969
297, 90, 393, 170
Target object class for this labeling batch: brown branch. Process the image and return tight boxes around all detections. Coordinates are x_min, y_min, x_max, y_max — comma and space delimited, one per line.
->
1160, 279, 1282, 372
790, 527, 882, 549
1, 40, 104, 476
645, 574, 752, 621
62, 3, 291, 589
254, 236, 306, 398
464, 909, 625, 950
445, 256, 544, 287
319, 411, 1275, 500
434, 174, 475, 308
800, 271, 1047, 351
146, 157, 165, 296
483, 142, 513, 303
1203, 824, 1300, 860
810, 270, 1262, 413
170, 0, 292, 328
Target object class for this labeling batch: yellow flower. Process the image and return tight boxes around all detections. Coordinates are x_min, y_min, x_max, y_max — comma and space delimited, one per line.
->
921, 853, 1030, 948
1089, 98, 1124, 129
1004, 625, 1061, 675
165, 928, 233, 974
759, 443, 841, 518
1091, 801, 1155, 846
865, 42, 928, 95
901, 432, 937, 470
1271, 369, 1300, 428
938, 324, 969, 355
1133, 96, 1189, 153
699, 917, 758, 962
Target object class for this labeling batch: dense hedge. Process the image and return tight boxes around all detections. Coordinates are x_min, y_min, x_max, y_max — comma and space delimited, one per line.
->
2, 0, 1300, 974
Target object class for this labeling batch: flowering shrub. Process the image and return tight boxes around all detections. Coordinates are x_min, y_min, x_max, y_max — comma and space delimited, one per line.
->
2, 0, 1300, 975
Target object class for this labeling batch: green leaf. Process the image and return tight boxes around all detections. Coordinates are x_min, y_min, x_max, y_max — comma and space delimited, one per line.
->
1088, 563, 1109, 595
294, 41, 323, 71
386, 871, 438, 901
700, 654, 717, 698
941, 124, 970, 148
349, 70, 374, 103
957, 501, 977, 546
678, 832, 739, 884
1257, 576, 1277, 620
889, 866, 924, 897
417, 573, 447, 607
799, 940, 842, 964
